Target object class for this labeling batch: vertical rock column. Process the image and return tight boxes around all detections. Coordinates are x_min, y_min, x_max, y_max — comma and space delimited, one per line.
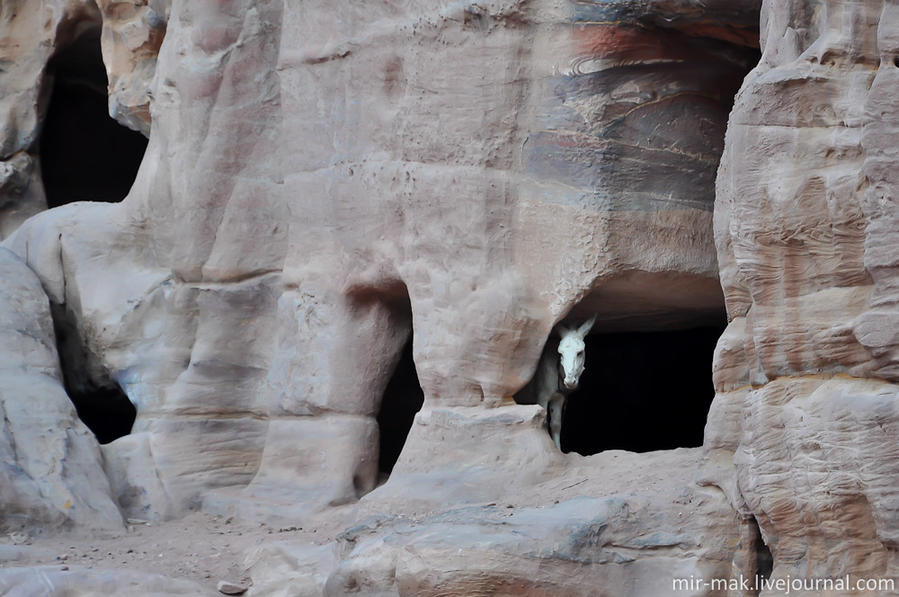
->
711, 0, 899, 587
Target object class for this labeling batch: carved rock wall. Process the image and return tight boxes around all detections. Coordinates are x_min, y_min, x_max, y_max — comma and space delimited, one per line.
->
1, 0, 758, 524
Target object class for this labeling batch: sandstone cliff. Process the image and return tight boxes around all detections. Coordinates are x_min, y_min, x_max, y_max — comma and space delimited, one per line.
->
0, 0, 895, 595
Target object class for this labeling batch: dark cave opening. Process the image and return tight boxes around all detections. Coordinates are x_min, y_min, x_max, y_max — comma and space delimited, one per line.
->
754, 520, 774, 581
68, 384, 136, 445
39, 27, 148, 208
52, 306, 135, 444
560, 325, 724, 455
376, 336, 424, 476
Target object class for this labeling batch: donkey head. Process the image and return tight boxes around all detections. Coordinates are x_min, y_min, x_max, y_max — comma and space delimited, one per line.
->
556, 315, 596, 390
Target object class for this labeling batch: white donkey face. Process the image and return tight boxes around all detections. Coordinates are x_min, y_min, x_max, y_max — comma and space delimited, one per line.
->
557, 334, 587, 390
556, 315, 596, 390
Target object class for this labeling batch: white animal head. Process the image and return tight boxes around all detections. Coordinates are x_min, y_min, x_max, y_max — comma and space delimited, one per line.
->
556, 315, 596, 390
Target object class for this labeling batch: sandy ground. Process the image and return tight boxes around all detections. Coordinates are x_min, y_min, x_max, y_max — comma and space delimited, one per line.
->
0, 511, 349, 594
1, 448, 714, 594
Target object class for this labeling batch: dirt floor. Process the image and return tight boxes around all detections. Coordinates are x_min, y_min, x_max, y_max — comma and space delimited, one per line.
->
0, 511, 348, 594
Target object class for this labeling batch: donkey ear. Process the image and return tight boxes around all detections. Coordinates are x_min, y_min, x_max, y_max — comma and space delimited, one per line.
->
553, 324, 570, 338
577, 315, 596, 337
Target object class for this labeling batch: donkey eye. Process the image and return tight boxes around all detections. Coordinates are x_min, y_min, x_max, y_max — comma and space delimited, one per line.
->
577, 350, 584, 357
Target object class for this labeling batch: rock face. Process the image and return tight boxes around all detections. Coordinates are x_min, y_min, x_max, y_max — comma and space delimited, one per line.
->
1, 0, 898, 595
0, 0, 158, 238
1, 0, 758, 524
0, 0, 101, 238
250, 446, 750, 597
0, 248, 122, 532
94, 0, 168, 135
708, 0, 899, 589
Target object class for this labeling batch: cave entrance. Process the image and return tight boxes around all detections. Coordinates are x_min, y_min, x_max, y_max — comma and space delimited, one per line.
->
376, 334, 424, 477
560, 326, 723, 455
756, 529, 774, 582
68, 384, 136, 445
39, 26, 147, 208
52, 306, 135, 444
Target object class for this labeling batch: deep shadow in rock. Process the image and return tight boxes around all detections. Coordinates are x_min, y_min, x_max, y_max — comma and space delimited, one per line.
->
377, 335, 424, 476
39, 27, 147, 208
70, 384, 136, 445
561, 326, 724, 455
756, 521, 774, 581
51, 305, 135, 444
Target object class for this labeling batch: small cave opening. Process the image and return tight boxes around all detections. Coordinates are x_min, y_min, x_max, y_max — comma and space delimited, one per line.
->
376, 335, 424, 477
68, 384, 136, 445
52, 306, 135, 444
754, 520, 774, 582
39, 27, 148, 208
559, 326, 724, 455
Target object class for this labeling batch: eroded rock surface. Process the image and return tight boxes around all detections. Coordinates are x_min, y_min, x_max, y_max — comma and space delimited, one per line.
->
8, 0, 898, 595
0, 248, 122, 533
0, 0, 100, 237
95, 0, 169, 134
249, 444, 751, 597
708, 0, 899, 590
0, 0, 160, 239
1, 0, 759, 528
